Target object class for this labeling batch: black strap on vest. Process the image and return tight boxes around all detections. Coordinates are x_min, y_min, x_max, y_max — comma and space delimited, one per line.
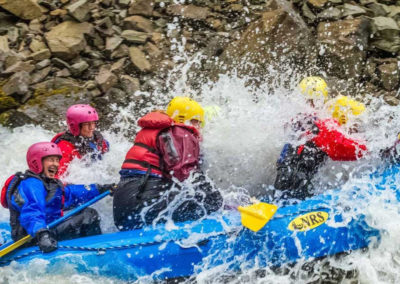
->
7, 171, 65, 208
136, 167, 152, 200
123, 159, 161, 171
55, 131, 105, 156
7, 172, 23, 207
134, 142, 159, 154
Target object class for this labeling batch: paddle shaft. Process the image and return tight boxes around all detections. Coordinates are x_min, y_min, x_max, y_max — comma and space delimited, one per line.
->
0, 190, 110, 258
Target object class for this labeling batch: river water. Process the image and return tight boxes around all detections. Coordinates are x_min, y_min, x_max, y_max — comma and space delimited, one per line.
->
1, 71, 400, 283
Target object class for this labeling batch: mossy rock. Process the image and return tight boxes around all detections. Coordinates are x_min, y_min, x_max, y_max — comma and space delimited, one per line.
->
18, 86, 86, 131
0, 95, 19, 112
0, 84, 20, 113
26, 87, 82, 107
0, 109, 34, 127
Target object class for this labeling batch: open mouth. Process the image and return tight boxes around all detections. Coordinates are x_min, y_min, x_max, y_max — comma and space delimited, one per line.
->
48, 167, 58, 175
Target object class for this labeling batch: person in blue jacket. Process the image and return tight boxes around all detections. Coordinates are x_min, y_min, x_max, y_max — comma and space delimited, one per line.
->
1, 142, 112, 253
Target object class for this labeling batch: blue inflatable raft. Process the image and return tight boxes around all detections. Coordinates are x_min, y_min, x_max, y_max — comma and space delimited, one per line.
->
0, 164, 398, 281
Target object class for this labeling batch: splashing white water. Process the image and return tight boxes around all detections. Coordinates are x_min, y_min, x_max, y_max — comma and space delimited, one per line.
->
1, 69, 400, 283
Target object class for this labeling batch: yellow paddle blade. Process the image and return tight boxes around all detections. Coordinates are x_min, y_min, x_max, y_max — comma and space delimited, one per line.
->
0, 235, 32, 258
238, 202, 278, 232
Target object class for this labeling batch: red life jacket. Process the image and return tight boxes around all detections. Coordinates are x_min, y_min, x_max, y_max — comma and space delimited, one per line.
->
1, 175, 15, 208
295, 118, 367, 160
312, 119, 367, 160
121, 112, 200, 177
51, 131, 109, 155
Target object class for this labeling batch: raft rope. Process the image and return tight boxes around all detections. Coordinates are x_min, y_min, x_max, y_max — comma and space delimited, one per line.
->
0, 240, 162, 265
0, 228, 242, 265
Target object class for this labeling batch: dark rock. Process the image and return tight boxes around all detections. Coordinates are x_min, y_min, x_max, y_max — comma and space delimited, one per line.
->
121, 30, 150, 43
365, 57, 378, 81
67, 0, 91, 22
7, 27, 19, 44
378, 62, 399, 91
120, 75, 140, 94
0, 109, 34, 127
384, 95, 400, 105
129, 0, 154, 16
167, 4, 212, 20
129, 46, 152, 72
111, 44, 129, 59
29, 38, 47, 53
51, 58, 71, 69
45, 21, 93, 60
144, 42, 162, 60
123, 15, 155, 33
340, 4, 367, 17
118, 0, 131, 8
0, 0, 43, 20
94, 17, 114, 36
91, 32, 105, 50
150, 32, 164, 44
0, 35, 9, 53
3, 61, 35, 75
219, 8, 315, 79
18, 87, 84, 130
104, 87, 128, 106
56, 68, 71, 77
372, 16, 399, 31
30, 77, 82, 90
50, 9, 68, 17
302, 3, 316, 22
29, 49, 51, 61
371, 16, 400, 53
2, 71, 31, 96
105, 36, 124, 52
317, 7, 342, 21
0, 11, 18, 35
95, 66, 118, 92
307, 0, 329, 10
110, 57, 127, 75
388, 6, 400, 19
0, 93, 19, 112
70, 60, 89, 77
36, 59, 51, 70
29, 19, 42, 32
31, 66, 51, 84
317, 17, 371, 79
367, 2, 390, 17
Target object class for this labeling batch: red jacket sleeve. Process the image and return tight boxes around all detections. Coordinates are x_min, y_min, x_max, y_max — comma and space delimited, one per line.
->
56, 141, 81, 178
312, 119, 367, 161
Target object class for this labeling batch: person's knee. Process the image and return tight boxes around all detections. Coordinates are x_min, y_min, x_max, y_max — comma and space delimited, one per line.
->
82, 207, 101, 225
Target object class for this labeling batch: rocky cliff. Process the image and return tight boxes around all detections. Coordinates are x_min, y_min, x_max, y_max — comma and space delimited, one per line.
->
0, 0, 399, 130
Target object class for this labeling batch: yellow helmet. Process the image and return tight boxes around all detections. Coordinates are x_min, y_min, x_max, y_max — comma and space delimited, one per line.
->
298, 76, 329, 100
329, 95, 366, 125
166, 97, 205, 125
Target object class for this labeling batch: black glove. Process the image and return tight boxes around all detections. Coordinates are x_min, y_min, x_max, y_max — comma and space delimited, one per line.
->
36, 229, 57, 253
96, 183, 118, 195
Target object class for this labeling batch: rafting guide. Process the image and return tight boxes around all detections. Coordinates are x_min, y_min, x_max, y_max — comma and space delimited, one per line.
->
1, 142, 114, 253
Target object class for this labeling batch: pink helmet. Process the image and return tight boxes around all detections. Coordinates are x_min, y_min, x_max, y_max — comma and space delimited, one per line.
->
27, 142, 62, 174
66, 104, 99, 136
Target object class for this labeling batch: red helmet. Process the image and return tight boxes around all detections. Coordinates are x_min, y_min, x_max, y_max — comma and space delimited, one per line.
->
66, 104, 99, 136
27, 142, 62, 174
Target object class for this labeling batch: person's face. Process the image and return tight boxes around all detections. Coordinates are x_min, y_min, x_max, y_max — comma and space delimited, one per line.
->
190, 119, 201, 130
42, 156, 60, 178
80, 121, 97, 138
